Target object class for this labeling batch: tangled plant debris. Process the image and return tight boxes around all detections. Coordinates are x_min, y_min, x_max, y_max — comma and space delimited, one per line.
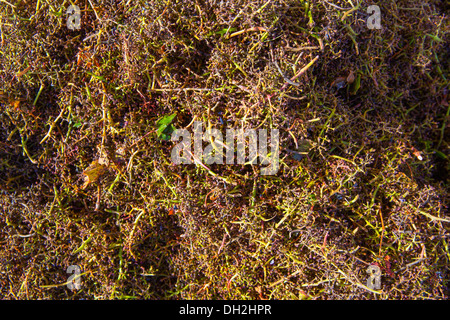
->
0, 0, 449, 299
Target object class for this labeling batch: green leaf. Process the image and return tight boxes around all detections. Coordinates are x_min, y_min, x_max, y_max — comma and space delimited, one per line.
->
434, 150, 447, 159
158, 124, 175, 141
207, 27, 237, 37
426, 34, 443, 43
350, 73, 361, 95
217, 27, 237, 36
156, 113, 177, 140
157, 113, 177, 127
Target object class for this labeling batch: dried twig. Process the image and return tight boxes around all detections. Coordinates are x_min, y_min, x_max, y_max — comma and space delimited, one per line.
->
229, 27, 267, 38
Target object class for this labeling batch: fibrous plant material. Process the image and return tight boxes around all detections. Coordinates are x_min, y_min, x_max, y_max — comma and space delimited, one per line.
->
0, 0, 448, 300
